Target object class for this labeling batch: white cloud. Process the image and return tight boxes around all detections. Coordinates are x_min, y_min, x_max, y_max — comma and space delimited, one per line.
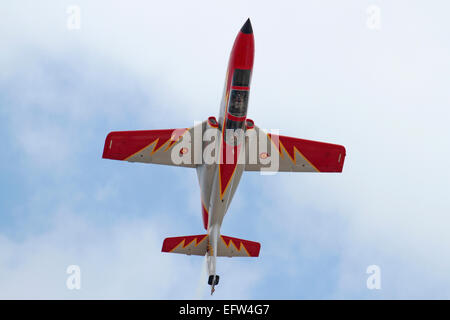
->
0, 207, 263, 299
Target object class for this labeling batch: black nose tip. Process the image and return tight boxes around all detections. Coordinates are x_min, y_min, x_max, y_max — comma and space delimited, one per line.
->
240, 18, 253, 34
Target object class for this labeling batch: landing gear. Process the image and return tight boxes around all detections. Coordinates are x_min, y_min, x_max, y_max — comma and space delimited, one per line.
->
208, 275, 219, 285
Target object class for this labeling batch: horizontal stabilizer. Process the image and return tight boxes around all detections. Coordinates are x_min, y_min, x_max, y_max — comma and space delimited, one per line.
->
218, 235, 260, 257
161, 234, 261, 257
162, 234, 208, 256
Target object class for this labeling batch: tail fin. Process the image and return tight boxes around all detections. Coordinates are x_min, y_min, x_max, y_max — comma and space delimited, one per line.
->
218, 235, 260, 257
161, 234, 208, 256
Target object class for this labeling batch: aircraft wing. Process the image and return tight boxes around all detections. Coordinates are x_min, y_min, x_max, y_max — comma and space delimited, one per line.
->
102, 121, 205, 167
244, 125, 346, 172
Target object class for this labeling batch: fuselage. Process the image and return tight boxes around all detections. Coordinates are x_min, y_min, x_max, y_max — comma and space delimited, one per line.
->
195, 19, 254, 287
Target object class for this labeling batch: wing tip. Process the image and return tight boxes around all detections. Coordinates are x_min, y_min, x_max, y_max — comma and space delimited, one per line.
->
102, 131, 120, 160
336, 144, 346, 172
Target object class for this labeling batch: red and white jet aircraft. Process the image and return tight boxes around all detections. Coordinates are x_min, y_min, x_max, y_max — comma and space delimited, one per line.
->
102, 19, 346, 295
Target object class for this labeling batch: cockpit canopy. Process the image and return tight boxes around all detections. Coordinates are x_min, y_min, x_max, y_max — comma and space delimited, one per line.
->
228, 68, 251, 118
228, 90, 249, 117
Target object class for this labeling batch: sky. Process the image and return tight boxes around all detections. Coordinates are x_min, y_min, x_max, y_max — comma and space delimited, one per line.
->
1, 0, 450, 299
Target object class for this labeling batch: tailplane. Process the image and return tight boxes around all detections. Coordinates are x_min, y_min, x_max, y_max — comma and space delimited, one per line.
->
161, 234, 208, 256
162, 234, 260, 295
218, 235, 261, 257
161, 234, 261, 257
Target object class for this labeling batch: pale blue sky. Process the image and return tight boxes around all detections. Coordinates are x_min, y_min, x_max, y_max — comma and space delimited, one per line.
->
1, 1, 450, 299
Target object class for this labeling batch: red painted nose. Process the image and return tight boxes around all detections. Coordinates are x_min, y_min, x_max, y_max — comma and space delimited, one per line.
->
229, 19, 254, 70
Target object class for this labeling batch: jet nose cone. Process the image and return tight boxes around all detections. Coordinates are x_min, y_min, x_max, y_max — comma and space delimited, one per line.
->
240, 18, 253, 34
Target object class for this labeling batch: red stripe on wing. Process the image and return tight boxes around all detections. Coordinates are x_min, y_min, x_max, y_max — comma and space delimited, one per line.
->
102, 129, 183, 160
268, 134, 346, 172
